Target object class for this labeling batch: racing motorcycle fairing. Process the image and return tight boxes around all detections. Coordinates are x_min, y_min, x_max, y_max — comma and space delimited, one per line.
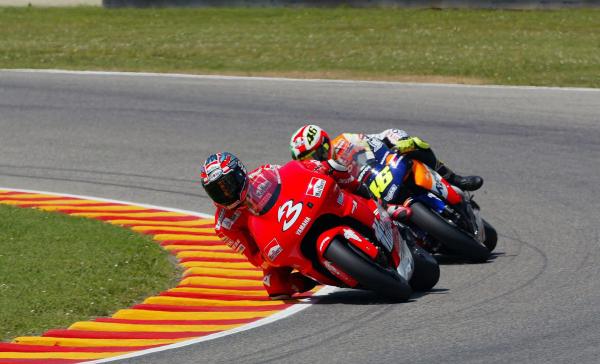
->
316, 226, 379, 261
405, 192, 447, 214
339, 136, 461, 206
314, 226, 372, 287
333, 133, 493, 259
411, 160, 462, 205
246, 161, 410, 288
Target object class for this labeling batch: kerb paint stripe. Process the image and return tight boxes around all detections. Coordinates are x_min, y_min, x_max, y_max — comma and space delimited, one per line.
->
0, 187, 333, 363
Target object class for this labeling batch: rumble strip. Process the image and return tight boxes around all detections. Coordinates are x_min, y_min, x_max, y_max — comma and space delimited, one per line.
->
0, 188, 328, 363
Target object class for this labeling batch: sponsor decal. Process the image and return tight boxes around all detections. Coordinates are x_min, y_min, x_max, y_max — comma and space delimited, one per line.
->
214, 209, 225, 230
431, 172, 448, 197
220, 210, 242, 230
324, 260, 342, 276
343, 228, 362, 242
225, 238, 245, 254
263, 273, 271, 287
295, 216, 311, 236
265, 238, 284, 261
323, 260, 353, 282
319, 236, 331, 252
337, 192, 344, 205
351, 200, 358, 214
205, 163, 223, 182
306, 177, 327, 198
435, 180, 444, 194
372, 217, 394, 252
384, 184, 398, 202
277, 200, 303, 231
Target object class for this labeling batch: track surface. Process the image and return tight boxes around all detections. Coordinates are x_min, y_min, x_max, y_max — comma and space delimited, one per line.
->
1, 70, 599, 364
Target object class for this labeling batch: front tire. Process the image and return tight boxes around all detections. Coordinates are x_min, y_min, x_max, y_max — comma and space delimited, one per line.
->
409, 245, 440, 291
324, 238, 412, 301
483, 219, 497, 252
410, 202, 490, 263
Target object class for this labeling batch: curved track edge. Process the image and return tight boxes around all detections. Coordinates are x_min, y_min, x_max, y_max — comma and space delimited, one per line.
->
0, 187, 333, 364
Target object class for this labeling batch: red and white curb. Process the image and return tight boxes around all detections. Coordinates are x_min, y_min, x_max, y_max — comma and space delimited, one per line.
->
0, 187, 333, 363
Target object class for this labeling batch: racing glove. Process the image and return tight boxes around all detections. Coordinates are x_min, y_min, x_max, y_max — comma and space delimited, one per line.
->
387, 204, 412, 222
393, 137, 430, 154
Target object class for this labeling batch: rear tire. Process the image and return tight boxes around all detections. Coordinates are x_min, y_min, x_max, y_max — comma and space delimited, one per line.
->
410, 202, 490, 263
409, 245, 440, 291
483, 219, 497, 252
324, 238, 412, 301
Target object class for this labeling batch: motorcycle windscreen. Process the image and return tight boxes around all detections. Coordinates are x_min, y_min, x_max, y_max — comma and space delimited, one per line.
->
245, 167, 281, 216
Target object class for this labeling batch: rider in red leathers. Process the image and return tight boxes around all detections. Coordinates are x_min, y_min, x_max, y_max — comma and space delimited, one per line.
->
200, 152, 375, 299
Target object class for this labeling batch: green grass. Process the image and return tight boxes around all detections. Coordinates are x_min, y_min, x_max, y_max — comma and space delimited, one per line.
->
0, 204, 179, 342
0, 7, 598, 87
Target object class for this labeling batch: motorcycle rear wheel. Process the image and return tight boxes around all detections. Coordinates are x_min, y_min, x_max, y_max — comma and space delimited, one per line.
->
324, 238, 412, 302
410, 202, 490, 263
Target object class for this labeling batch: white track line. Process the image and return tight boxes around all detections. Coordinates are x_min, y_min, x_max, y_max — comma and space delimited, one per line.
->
2, 68, 599, 92
0, 186, 213, 218
0, 186, 337, 363
89, 286, 339, 363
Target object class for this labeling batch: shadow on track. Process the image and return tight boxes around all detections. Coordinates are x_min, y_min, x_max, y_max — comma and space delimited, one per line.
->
293, 287, 449, 306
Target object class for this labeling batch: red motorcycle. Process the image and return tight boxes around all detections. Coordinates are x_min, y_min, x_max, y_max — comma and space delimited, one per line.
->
245, 161, 439, 301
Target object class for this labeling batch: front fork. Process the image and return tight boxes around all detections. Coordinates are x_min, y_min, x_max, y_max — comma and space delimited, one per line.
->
441, 189, 486, 244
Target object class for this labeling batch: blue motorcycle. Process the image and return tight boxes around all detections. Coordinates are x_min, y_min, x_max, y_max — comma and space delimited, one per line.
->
340, 137, 497, 263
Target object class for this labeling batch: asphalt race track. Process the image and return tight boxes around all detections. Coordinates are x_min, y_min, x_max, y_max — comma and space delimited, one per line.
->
1, 70, 599, 364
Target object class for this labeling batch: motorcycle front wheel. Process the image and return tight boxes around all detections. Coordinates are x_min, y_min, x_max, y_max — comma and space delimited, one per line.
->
324, 238, 412, 302
410, 202, 490, 263
409, 244, 440, 291
483, 219, 498, 252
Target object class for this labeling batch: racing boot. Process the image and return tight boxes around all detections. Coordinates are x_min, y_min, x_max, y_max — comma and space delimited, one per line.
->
446, 174, 484, 192
435, 162, 483, 192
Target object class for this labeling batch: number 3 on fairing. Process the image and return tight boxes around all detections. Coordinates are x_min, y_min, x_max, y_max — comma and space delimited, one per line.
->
278, 200, 303, 231
369, 166, 393, 198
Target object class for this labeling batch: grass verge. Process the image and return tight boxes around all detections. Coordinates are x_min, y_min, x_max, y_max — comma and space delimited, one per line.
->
0, 7, 598, 87
0, 204, 179, 342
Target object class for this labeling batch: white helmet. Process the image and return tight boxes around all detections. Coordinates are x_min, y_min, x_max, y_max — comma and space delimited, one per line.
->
289, 124, 332, 161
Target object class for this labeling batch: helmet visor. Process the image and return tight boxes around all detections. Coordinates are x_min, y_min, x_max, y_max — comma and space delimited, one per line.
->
204, 170, 246, 208
296, 140, 330, 161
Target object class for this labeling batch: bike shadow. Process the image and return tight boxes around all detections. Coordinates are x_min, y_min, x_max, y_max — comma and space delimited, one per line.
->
434, 251, 503, 265
293, 287, 449, 305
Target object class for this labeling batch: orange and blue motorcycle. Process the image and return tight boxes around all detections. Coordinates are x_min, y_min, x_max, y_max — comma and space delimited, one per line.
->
338, 138, 497, 263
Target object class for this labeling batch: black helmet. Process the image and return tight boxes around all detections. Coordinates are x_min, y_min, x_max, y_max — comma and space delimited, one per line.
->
200, 152, 248, 209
